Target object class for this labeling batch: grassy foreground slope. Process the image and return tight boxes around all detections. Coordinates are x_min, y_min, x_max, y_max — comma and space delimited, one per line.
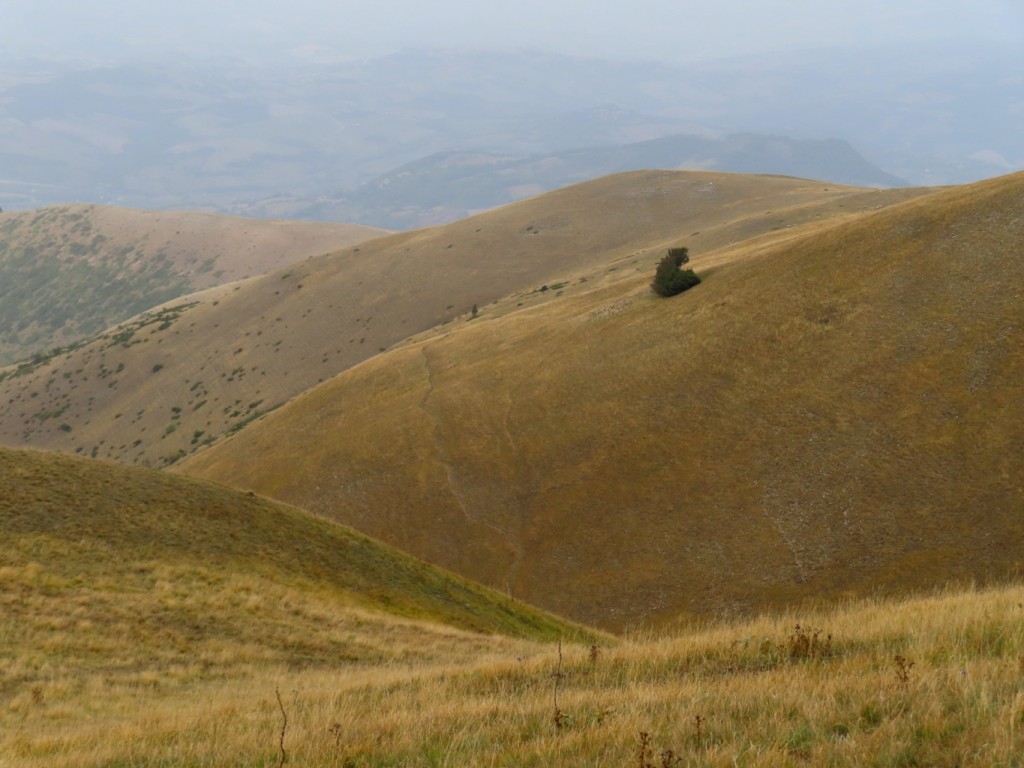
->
0, 203, 385, 365
0, 172, 926, 468
7, 577, 1024, 766
0, 445, 593, 766
0, 446, 585, 647
182, 171, 1024, 631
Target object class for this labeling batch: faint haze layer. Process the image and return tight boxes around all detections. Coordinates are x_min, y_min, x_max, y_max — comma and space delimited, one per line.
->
2, 0, 1021, 64
0, 1, 1021, 221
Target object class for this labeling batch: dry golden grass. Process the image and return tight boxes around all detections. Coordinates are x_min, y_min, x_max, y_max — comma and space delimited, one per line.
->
181, 170, 1024, 631
0, 444, 599, 766
0, 172, 926, 468
0, 445, 588, 634
6, 578, 1024, 766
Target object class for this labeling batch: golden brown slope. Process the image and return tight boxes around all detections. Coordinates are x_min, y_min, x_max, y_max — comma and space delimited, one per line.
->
180, 171, 1024, 632
0, 444, 592, 764
0, 203, 385, 364
0, 172, 924, 467
0, 445, 588, 649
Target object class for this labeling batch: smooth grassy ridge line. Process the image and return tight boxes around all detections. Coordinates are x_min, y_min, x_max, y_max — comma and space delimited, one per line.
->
0, 446, 593, 646
5, 582, 1024, 766
0, 445, 595, 766
0, 171, 926, 470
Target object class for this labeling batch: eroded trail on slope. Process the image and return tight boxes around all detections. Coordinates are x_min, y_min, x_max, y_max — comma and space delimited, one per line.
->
418, 342, 524, 595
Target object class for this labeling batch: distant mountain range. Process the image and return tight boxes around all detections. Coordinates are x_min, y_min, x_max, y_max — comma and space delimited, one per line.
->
0, 42, 1018, 224
260, 132, 908, 229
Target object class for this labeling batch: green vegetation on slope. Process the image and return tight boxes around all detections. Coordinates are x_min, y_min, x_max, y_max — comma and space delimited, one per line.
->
0, 208, 189, 363
181, 171, 1024, 631
0, 204, 385, 365
650, 246, 700, 296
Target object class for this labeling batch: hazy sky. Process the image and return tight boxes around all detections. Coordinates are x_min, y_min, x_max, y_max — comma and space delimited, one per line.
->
2, 0, 1021, 64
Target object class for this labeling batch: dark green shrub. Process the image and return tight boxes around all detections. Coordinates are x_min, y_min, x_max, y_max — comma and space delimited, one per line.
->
651, 247, 700, 297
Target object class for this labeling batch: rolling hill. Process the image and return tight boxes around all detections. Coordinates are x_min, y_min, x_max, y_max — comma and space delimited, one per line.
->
178, 171, 1024, 631
0, 203, 386, 365
6, 446, 1023, 766
0, 171, 925, 468
0, 444, 584, 643
0, 444, 590, 764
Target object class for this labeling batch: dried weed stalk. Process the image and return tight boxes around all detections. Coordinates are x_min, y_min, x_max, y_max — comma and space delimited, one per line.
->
552, 637, 568, 730
894, 655, 915, 686
275, 686, 288, 767
787, 624, 833, 660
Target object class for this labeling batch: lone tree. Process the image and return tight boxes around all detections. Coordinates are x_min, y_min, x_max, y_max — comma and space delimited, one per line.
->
651, 246, 700, 297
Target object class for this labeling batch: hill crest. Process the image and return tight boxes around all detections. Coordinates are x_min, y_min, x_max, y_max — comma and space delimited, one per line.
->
0, 444, 586, 640
0, 171, 926, 468
179, 171, 1024, 630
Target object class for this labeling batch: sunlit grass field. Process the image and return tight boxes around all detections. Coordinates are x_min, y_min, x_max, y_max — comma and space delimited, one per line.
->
5, 582, 1024, 766
0, 446, 589, 766
3, 448, 1023, 765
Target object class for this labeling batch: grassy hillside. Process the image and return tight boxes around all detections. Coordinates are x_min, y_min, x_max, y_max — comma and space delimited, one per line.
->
0, 445, 586, 640
180, 171, 1024, 631
7, 576, 1024, 766
0, 444, 592, 764
0, 172, 925, 468
0, 203, 385, 365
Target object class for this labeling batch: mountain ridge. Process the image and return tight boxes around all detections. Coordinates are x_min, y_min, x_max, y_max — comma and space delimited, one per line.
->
257, 131, 908, 228
179, 170, 1024, 630
0, 171, 926, 469
3, 42, 1017, 217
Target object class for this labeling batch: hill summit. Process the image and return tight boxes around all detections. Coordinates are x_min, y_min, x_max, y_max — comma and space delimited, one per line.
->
0, 171, 923, 468
181, 171, 1024, 630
